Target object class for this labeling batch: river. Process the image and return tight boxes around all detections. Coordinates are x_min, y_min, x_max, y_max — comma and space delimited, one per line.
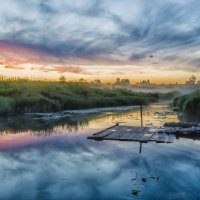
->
0, 104, 200, 200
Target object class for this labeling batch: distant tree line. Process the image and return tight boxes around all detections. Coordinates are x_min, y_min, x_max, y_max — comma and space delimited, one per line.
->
1, 74, 200, 85
114, 78, 130, 85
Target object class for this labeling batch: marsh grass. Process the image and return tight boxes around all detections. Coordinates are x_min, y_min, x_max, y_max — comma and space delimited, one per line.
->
173, 90, 200, 116
0, 80, 175, 115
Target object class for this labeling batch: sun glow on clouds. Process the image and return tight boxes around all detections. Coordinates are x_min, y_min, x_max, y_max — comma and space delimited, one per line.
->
0, 0, 200, 82
0, 40, 198, 83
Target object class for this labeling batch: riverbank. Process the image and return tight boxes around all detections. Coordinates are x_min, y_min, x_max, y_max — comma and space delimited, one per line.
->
0, 81, 178, 115
173, 89, 200, 117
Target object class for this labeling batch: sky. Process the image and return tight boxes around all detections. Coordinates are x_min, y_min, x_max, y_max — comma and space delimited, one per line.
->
0, 0, 200, 83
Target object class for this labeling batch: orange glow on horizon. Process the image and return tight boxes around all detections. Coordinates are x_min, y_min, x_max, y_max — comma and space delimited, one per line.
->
0, 41, 199, 84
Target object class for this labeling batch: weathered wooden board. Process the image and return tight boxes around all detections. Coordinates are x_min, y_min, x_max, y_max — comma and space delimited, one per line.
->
139, 135, 151, 143
156, 134, 168, 143
87, 125, 173, 143
87, 125, 182, 144
88, 124, 118, 139
166, 134, 176, 143
148, 133, 159, 141
100, 126, 143, 141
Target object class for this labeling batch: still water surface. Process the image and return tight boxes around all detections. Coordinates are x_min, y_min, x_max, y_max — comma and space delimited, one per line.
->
0, 104, 200, 200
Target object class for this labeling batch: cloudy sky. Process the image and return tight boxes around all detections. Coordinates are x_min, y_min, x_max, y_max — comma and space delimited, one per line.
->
0, 0, 200, 83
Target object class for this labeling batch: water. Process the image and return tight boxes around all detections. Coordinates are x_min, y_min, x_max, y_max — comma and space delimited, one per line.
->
0, 104, 200, 200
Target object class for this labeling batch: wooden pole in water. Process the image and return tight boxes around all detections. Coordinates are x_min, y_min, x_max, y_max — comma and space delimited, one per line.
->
140, 105, 143, 127
139, 105, 143, 154
139, 142, 142, 154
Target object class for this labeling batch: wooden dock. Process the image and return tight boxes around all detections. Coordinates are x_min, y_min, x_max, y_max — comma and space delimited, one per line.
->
87, 124, 175, 143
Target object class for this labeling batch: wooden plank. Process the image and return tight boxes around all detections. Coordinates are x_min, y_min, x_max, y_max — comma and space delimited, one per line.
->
87, 130, 112, 139
102, 126, 142, 140
162, 127, 178, 134
129, 127, 148, 141
156, 134, 168, 143
88, 125, 175, 144
105, 126, 127, 139
132, 133, 145, 141
105, 130, 123, 140
136, 127, 149, 134
148, 133, 159, 141
140, 132, 156, 142
87, 131, 113, 140
104, 126, 144, 141
166, 134, 175, 143
93, 124, 118, 136
148, 127, 159, 133
139, 135, 151, 143
119, 133, 139, 140
139, 127, 159, 142
88, 124, 119, 139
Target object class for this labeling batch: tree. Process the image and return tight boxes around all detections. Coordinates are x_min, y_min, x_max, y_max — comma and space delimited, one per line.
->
185, 75, 197, 85
79, 78, 86, 83
59, 75, 66, 83
115, 78, 121, 85
120, 79, 130, 85
93, 79, 101, 84
115, 78, 130, 85
189, 75, 197, 84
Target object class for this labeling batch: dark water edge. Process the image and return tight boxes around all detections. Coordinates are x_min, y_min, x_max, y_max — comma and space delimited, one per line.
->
0, 104, 200, 200
180, 113, 200, 123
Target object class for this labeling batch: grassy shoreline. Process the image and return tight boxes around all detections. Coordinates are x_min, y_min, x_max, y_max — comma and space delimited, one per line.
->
173, 90, 200, 117
0, 81, 178, 115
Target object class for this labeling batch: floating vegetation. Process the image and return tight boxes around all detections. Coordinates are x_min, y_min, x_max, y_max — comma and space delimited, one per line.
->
131, 176, 157, 184
149, 176, 160, 180
131, 174, 160, 197
141, 178, 147, 182
131, 190, 141, 196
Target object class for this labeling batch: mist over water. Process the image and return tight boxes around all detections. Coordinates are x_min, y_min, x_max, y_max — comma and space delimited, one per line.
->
0, 104, 200, 200
128, 84, 200, 96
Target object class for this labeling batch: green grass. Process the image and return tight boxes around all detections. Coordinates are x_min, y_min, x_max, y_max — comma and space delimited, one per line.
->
0, 96, 13, 114
0, 80, 173, 115
173, 90, 200, 116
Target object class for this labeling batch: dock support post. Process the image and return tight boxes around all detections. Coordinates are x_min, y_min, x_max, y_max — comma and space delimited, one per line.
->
139, 142, 142, 154
140, 105, 143, 127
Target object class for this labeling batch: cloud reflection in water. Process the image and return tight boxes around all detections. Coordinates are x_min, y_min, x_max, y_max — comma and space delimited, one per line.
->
0, 135, 200, 200
0, 105, 200, 200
